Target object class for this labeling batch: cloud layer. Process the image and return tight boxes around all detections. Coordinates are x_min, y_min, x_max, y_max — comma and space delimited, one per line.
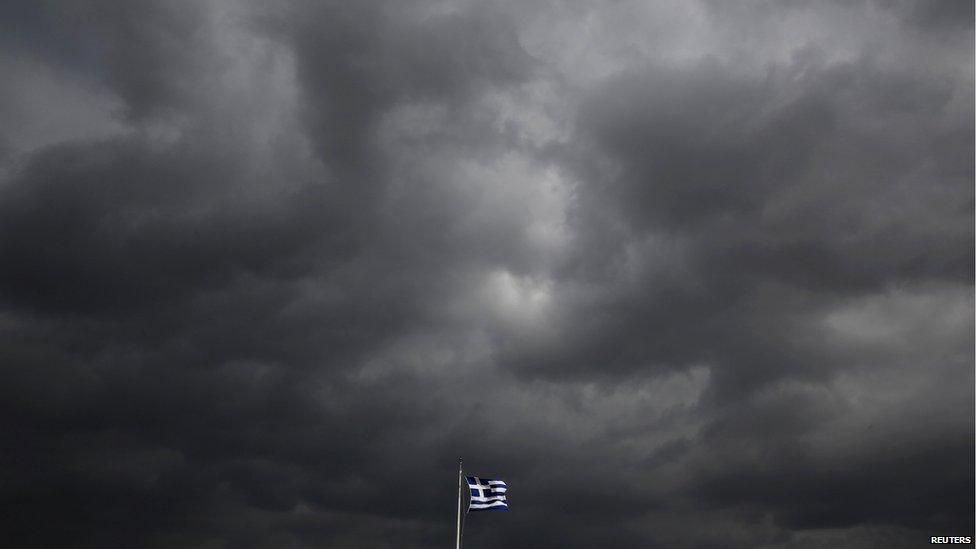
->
0, 1, 972, 547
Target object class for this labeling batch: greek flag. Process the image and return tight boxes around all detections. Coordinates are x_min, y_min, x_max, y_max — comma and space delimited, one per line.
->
465, 476, 508, 511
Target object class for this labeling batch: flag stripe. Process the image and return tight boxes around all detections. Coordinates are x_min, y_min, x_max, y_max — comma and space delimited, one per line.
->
470, 502, 508, 511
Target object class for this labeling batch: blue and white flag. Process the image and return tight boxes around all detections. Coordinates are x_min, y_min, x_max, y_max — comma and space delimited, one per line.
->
465, 476, 508, 511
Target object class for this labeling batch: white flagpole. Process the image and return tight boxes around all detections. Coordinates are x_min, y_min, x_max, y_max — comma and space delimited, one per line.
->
455, 458, 463, 549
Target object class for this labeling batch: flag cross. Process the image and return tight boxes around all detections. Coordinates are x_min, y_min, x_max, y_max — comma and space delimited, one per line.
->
469, 478, 491, 499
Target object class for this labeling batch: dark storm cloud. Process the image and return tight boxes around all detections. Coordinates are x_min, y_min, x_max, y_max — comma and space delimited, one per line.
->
0, 0, 972, 547
0, 0, 214, 120
499, 51, 971, 380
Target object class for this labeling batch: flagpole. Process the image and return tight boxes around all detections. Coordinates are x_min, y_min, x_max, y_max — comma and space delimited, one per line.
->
455, 457, 463, 549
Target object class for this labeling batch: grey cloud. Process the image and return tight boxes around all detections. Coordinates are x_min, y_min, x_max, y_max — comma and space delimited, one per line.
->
0, 0, 971, 547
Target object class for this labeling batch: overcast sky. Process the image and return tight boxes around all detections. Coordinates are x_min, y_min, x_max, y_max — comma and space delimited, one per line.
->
0, 1, 973, 547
